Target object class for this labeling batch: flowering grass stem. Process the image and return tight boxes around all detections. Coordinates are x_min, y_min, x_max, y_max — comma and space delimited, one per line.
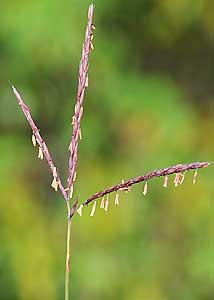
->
11, 3, 213, 300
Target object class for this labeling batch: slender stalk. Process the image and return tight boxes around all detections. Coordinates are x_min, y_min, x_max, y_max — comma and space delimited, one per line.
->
65, 208, 72, 300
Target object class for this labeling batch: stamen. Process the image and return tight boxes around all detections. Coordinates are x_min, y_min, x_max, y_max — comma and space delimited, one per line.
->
143, 182, 148, 195
53, 167, 57, 177
73, 171, 77, 182
79, 128, 82, 140
193, 169, 198, 184
68, 143, 72, 152
38, 147, 43, 160
90, 201, 97, 217
71, 116, 76, 125
174, 173, 180, 187
69, 186, 74, 199
104, 195, 109, 211
51, 177, 58, 192
179, 173, 185, 185
85, 75, 89, 87
90, 42, 94, 50
115, 192, 119, 205
77, 205, 83, 217
100, 197, 105, 208
163, 175, 168, 188
79, 107, 83, 119
32, 134, 36, 147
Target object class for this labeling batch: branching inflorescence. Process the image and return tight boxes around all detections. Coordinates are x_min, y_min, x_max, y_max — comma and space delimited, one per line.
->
11, 3, 213, 219
11, 4, 95, 217
11, 4, 213, 300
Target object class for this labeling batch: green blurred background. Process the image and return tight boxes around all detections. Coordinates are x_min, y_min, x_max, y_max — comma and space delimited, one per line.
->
0, 0, 213, 299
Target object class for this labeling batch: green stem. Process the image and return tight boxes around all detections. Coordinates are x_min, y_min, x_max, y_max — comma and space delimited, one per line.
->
65, 213, 72, 300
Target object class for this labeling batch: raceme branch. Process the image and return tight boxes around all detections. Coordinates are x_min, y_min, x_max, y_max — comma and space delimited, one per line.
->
67, 4, 94, 201
79, 161, 212, 212
11, 85, 68, 201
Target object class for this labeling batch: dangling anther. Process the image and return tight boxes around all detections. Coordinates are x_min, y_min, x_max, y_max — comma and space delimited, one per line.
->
143, 182, 148, 195
193, 169, 198, 184
174, 173, 180, 187
90, 201, 97, 217
90, 42, 94, 50
32, 134, 36, 147
73, 171, 77, 182
115, 192, 119, 205
69, 186, 74, 199
179, 173, 185, 185
71, 115, 76, 126
53, 167, 57, 177
51, 177, 58, 192
163, 175, 168, 188
100, 197, 105, 208
79, 128, 82, 140
77, 205, 83, 217
104, 195, 109, 211
85, 75, 89, 87
38, 147, 43, 160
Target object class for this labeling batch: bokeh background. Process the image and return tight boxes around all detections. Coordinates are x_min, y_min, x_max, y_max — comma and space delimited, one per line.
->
0, 0, 213, 299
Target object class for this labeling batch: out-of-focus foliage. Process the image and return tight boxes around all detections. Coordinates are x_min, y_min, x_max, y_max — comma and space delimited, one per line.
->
0, 0, 213, 299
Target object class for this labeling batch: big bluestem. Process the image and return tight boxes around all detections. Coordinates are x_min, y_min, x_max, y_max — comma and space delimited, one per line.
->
11, 4, 213, 300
